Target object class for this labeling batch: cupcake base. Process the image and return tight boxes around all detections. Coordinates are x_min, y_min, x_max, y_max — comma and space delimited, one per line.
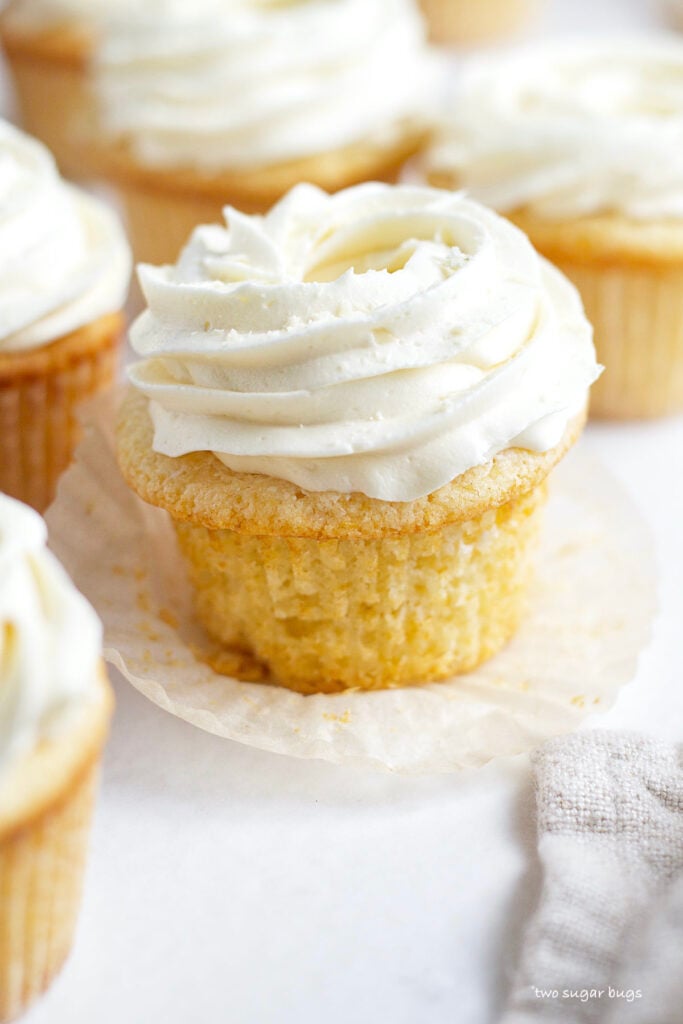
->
509, 209, 683, 419
0, 312, 124, 512
174, 484, 546, 693
0, 16, 93, 177
116, 390, 584, 694
0, 766, 97, 1022
46, 410, 656, 771
0, 670, 112, 1022
553, 261, 683, 419
95, 130, 428, 264
419, 0, 538, 46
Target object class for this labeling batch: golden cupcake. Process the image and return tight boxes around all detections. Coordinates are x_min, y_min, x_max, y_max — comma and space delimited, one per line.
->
427, 39, 683, 419
87, 0, 437, 263
0, 494, 113, 1021
0, 0, 108, 176
0, 120, 131, 512
419, 0, 539, 46
117, 182, 599, 694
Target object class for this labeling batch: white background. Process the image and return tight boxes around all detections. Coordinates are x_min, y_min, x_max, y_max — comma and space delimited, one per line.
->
11, 0, 683, 1021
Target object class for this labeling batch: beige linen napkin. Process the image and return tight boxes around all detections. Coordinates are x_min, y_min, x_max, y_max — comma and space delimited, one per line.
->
502, 732, 683, 1023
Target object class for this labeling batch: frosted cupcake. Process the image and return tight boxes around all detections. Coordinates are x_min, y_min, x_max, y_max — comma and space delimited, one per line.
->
0, 0, 128, 175
117, 182, 599, 694
0, 494, 113, 1021
89, 0, 436, 263
427, 39, 683, 419
419, 0, 539, 46
0, 120, 131, 511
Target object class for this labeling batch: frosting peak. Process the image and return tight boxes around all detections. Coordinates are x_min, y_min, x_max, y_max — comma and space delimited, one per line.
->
428, 38, 683, 221
0, 119, 131, 353
0, 495, 102, 777
129, 183, 599, 502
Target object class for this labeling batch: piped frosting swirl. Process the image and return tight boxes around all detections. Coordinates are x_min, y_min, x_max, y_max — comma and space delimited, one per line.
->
427, 39, 683, 221
0, 119, 131, 352
128, 182, 599, 502
0, 494, 102, 777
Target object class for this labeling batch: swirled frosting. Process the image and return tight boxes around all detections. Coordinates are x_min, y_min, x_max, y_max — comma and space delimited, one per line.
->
0, 117, 132, 352
128, 183, 599, 503
0, 120, 131, 353
427, 39, 683, 220
93, 0, 436, 171
0, 494, 102, 777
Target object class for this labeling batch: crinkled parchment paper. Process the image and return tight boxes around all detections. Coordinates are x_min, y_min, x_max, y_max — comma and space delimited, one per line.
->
46, 414, 656, 774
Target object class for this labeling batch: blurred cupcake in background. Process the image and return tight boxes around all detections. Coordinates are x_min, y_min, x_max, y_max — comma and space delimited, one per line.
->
0, 0, 135, 175
0, 120, 130, 511
0, 494, 113, 1022
419, 0, 540, 46
88, 0, 438, 263
427, 39, 683, 418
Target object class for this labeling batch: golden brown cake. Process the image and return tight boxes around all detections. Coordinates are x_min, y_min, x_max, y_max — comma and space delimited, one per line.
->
118, 390, 585, 693
0, 120, 130, 511
116, 182, 599, 694
0, 495, 113, 1021
0, 312, 124, 511
426, 40, 683, 418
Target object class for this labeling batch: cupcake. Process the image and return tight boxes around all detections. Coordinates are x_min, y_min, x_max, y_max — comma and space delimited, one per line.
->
419, 0, 539, 47
116, 182, 599, 695
88, 0, 437, 264
0, 0, 109, 176
427, 40, 683, 419
0, 120, 131, 512
0, 494, 113, 1021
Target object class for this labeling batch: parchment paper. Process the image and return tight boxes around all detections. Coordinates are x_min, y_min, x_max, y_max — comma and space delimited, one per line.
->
46, 414, 656, 774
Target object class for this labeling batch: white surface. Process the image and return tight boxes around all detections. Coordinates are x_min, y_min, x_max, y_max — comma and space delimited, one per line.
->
10, 0, 683, 1021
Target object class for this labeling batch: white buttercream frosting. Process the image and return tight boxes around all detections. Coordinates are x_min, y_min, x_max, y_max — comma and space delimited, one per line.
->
128, 182, 599, 503
0, 494, 102, 777
427, 39, 683, 220
0, 120, 131, 353
93, 0, 436, 171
